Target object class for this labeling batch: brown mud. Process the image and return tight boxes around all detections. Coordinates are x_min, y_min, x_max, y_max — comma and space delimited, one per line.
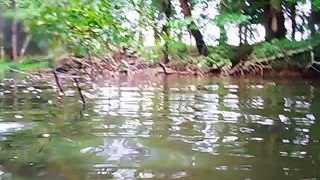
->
9, 48, 320, 86
3, 49, 319, 106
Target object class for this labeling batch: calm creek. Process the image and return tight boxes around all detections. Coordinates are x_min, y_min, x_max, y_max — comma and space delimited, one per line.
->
0, 75, 319, 179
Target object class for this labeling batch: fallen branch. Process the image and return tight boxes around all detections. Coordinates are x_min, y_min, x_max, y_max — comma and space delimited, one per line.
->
9, 68, 38, 78
310, 66, 320, 74
225, 45, 316, 76
257, 46, 314, 62
159, 62, 169, 74
73, 77, 86, 104
52, 70, 64, 95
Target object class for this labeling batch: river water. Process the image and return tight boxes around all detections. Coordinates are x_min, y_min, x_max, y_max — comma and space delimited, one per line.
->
0, 75, 319, 180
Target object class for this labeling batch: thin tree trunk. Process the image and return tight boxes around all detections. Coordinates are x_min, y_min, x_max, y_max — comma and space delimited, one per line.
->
0, 24, 4, 60
239, 24, 243, 46
154, 26, 160, 43
177, 30, 183, 42
161, 0, 172, 64
11, 19, 18, 61
244, 25, 248, 44
288, 2, 297, 39
310, 2, 318, 36
11, 0, 18, 62
218, 1, 228, 45
178, 0, 208, 56
238, 0, 243, 46
154, 13, 161, 44
310, 10, 316, 36
138, 30, 144, 46
20, 34, 32, 57
162, 24, 170, 64
263, 0, 286, 41
238, 24, 248, 45
0, 36, 4, 60
137, 1, 145, 46
0, 11, 4, 60
219, 25, 227, 45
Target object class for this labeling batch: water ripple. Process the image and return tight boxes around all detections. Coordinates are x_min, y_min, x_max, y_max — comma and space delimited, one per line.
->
0, 77, 319, 179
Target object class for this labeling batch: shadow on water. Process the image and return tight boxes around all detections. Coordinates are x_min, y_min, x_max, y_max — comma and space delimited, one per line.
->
0, 75, 320, 179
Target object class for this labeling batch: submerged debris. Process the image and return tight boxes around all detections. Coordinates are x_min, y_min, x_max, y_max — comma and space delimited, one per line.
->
38, 133, 50, 138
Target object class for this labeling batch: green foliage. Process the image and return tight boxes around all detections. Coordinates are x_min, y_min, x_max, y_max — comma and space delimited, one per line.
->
0, 59, 50, 71
169, 17, 195, 30
253, 40, 283, 59
0, 0, 319, 73
202, 46, 233, 68
36, 0, 134, 55
2, 0, 136, 57
138, 46, 162, 63
251, 36, 320, 70
214, 13, 252, 26
198, 53, 232, 69
252, 38, 316, 59
187, 46, 233, 69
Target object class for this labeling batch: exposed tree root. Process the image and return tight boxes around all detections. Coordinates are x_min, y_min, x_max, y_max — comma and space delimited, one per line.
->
158, 62, 197, 76
224, 44, 320, 76
224, 58, 274, 76
54, 49, 149, 81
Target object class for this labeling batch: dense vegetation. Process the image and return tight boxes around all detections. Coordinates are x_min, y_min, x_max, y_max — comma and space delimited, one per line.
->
0, 0, 320, 76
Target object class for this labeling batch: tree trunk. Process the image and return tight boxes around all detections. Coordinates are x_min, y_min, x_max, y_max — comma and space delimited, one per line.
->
162, 25, 170, 64
0, 34, 4, 60
244, 25, 248, 44
20, 34, 31, 57
11, 0, 18, 62
288, 2, 297, 39
178, 0, 208, 56
263, 0, 286, 41
161, 0, 172, 64
154, 26, 160, 43
153, 12, 161, 44
238, 0, 248, 45
310, 7, 316, 36
218, 1, 228, 46
238, 0, 243, 46
218, 25, 227, 45
239, 24, 243, 45
137, 0, 145, 46
310, 2, 320, 36
0, 14, 4, 60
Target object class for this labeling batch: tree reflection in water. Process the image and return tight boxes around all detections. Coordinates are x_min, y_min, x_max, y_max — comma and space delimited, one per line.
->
0, 76, 319, 179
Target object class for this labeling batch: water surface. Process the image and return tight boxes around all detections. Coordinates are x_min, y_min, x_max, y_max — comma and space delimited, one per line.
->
0, 76, 319, 179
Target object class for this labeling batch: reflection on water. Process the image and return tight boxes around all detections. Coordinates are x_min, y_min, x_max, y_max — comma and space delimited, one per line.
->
0, 76, 320, 179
